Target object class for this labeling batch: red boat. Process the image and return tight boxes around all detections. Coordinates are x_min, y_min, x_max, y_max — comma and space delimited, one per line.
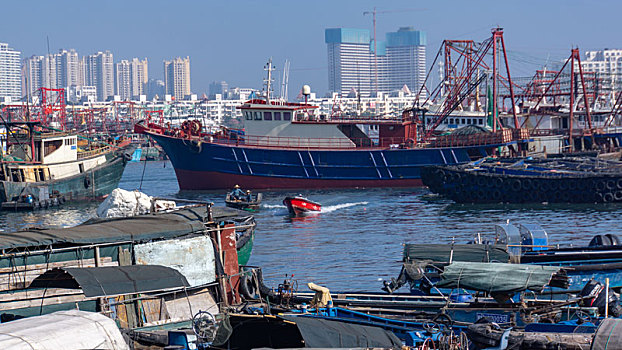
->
283, 196, 321, 216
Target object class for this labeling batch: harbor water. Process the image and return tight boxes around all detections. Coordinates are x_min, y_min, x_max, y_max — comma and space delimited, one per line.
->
3, 160, 622, 292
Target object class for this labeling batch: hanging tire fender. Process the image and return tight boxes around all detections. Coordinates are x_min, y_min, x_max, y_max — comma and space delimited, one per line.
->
239, 272, 259, 300
84, 175, 92, 189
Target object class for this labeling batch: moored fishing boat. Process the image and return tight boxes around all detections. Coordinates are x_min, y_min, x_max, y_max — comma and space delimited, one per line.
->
134, 60, 529, 190
0, 121, 130, 210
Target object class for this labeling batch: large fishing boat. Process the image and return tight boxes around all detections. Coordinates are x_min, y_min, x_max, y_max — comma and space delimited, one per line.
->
135, 60, 529, 190
0, 121, 130, 208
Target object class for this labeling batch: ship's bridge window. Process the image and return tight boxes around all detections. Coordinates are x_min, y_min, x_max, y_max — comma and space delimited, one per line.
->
478, 119, 483, 125
274, 111, 282, 120
253, 111, 262, 120
283, 111, 292, 121
44, 140, 63, 157
244, 111, 252, 120
264, 111, 273, 120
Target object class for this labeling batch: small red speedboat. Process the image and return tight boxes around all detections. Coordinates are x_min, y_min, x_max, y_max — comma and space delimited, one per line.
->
283, 196, 321, 216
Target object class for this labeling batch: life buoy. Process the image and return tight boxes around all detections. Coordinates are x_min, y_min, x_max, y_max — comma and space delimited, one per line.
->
84, 176, 92, 189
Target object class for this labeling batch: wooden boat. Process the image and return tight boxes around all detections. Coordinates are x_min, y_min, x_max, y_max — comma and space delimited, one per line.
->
0, 202, 256, 323
421, 157, 622, 203
225, 191, 262, 211
0, 121, 130, 210
283, 196, 321, 216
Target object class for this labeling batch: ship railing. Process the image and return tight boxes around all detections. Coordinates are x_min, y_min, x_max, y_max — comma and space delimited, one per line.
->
77, 145, 112, 159
209, 134, 411, 150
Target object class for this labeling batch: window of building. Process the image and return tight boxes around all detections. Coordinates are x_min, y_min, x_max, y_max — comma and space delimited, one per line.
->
254, 111, 262, 120
283, 111, 292, 120
264, 111, 273, 120
274, 111, 282, 120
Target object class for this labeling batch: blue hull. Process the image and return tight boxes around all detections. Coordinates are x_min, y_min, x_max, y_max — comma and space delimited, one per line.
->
147, 132, 506, 190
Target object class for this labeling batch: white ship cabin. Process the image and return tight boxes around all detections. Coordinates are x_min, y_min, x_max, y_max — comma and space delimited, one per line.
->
8, 133, 78, 164
239, 99, 356, 148
3, 128, 110, 183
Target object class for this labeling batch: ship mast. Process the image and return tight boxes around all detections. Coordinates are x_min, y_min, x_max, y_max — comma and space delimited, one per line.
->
264, 59, 275, 104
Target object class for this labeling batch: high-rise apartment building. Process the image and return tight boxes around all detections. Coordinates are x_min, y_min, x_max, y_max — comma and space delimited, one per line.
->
326, 28, 374, 97
0, 43, 22, 101
115, 60, 132, 100
84, 51, 114, 101
22, 55, 57, 98
55, 49, 81, 89
325, 27, 426, 97
209, 81, 229, 99
164, 56, 191, 99
130, 58, 148, 98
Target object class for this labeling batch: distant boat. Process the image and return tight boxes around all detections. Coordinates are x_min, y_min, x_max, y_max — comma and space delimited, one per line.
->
0, 121, 130, 210
283, 196, 321, 216
225, 191, 262, 211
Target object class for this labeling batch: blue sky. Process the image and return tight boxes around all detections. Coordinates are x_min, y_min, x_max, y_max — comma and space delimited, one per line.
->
1, 0, 619, 97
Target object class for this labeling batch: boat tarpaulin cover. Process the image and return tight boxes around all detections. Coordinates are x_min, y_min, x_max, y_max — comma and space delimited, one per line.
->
404, 244, 510, 263
29, 265, 190, 297
591, 318, 622, 350
0, 207, 240, 250
436, 262, 562, 293
0, 309, 129, 350
279, 315, 402, 348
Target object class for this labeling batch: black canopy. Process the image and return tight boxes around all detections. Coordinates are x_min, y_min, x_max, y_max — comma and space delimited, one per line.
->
29, 265, 189, 297
279, 315, 402, 348
0, 206, 244, 250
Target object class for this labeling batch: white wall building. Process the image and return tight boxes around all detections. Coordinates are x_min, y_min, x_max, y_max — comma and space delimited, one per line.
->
325, 27, 426, 98
84, 51, 114, 101
0, 43, 22, 101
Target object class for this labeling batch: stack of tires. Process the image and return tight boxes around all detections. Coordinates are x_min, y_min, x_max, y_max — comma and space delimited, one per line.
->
421, 165, 622, 204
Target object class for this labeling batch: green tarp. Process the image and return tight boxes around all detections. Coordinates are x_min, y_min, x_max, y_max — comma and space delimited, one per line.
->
404, 244, 510, 263
436, 262, 562, 293
0, 206, 244, 250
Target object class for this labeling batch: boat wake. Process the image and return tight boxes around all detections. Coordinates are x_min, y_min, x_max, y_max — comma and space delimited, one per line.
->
321, 201, 368, 213
262, 203, 287, 209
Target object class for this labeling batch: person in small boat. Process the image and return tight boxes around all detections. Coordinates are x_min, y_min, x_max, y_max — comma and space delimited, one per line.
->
231, 185, 246, 200
246, 190, 253, 202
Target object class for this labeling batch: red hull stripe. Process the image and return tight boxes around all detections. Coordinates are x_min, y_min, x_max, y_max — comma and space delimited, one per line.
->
175, 169, 424, 190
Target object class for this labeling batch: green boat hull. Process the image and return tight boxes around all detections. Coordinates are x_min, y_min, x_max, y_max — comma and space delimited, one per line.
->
237, 230, 255, 266
0, 153, 127, 203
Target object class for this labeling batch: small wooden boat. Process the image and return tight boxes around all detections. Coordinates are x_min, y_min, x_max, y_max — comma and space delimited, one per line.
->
225, 192, 262, 211
283, 196, 321, 216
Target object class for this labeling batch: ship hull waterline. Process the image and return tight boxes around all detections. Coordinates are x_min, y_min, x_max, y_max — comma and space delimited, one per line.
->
0, 154, 128, 203
147, 131, 516, 190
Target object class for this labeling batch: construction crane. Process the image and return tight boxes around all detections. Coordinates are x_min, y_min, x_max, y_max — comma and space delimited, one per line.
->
363, 7, 427, 95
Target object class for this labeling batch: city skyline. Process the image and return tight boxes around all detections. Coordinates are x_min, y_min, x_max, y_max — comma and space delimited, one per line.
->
1, 0, 622, 98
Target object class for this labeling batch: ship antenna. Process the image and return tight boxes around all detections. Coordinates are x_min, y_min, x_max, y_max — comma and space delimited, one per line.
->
264, 58, 274, 104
